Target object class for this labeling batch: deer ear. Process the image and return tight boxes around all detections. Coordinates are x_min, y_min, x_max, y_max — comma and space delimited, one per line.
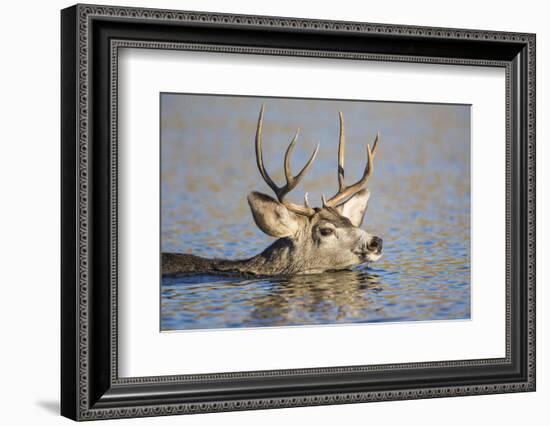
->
247, 191, 303, 238
336, 188, 371, 227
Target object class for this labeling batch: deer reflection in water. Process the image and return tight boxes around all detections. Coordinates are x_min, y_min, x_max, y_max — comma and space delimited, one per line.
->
248, 269, 385, 326
161, 268, 387, 330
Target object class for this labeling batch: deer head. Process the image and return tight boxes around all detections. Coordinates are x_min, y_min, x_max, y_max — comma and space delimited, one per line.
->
247, 105, 383, 275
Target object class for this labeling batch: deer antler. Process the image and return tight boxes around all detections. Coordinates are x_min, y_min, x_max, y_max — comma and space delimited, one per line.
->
255, 104, 319, 216
325, 111, 380, 207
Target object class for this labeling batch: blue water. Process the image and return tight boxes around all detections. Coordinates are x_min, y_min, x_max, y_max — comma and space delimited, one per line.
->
160, 94, 471, 331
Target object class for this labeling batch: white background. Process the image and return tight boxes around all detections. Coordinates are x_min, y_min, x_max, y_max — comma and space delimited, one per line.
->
119, 50, 505, 376
0, 0, 547, 425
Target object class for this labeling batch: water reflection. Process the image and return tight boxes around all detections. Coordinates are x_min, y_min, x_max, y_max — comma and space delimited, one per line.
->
162, 269, 386, 330
161, 258, 469, 331
249, 270, 384, 325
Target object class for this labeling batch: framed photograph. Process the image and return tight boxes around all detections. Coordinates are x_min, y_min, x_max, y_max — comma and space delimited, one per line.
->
61, 4, 536, 421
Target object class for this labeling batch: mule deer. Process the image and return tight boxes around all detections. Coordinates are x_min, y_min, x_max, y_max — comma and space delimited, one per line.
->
162, 105, 383, 276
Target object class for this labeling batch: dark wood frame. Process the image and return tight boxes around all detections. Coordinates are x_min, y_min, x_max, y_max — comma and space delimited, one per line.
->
61, 3, 536, 421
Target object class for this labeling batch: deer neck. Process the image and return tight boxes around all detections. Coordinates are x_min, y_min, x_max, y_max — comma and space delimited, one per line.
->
214, 237, 305, 276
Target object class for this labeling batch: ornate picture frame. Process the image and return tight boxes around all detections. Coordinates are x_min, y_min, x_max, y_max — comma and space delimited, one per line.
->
61, 4, 535, 420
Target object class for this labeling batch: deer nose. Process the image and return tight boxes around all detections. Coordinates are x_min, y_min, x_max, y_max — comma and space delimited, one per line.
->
367, 236, 383, 252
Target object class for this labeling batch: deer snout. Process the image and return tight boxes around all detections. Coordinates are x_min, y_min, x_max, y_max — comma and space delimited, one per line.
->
367, 236, 383, 253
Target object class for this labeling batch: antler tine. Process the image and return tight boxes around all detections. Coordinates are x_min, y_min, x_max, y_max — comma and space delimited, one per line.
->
304, 192, 310, 208
254, 104, 317, 216
284, 135, 320, 194
337, 111, 345, 191
283, 128, 300, 186
255, 104, 279, 194
371, 131, 380, 158
325, 113, 380, 207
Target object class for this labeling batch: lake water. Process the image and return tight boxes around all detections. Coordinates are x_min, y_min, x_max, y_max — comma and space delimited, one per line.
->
160, 94, 471, 331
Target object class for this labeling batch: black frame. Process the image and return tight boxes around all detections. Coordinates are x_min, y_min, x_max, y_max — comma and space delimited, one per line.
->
61, 4, 536, 421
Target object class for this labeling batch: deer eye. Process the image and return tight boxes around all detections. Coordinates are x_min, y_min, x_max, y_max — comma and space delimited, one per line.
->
319, 227, 334, 237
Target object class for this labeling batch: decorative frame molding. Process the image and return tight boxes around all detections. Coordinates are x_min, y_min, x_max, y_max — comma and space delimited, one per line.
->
61, 3, 535, 421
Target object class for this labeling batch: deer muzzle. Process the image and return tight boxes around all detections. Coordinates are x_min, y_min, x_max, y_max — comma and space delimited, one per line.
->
367, 236, 383, 253
353, 235, 383, 263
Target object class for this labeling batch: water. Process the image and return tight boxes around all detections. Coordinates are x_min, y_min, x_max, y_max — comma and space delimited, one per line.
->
161, 94, 471, 331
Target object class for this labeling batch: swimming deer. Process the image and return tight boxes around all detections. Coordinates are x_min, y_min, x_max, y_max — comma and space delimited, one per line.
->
162, 105, 383, 276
